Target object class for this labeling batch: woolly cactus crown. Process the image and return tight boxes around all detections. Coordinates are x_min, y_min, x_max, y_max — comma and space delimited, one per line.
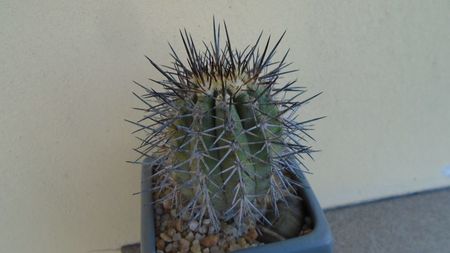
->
130, 20, 321, 231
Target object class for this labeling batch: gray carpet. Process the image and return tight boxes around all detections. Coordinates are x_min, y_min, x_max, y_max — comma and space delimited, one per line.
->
325, 188, 450, 253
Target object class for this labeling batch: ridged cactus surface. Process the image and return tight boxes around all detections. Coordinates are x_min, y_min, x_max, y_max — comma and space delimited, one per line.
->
130, 20, 320, 232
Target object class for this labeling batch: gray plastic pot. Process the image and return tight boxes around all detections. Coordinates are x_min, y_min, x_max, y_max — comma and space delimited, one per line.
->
141, 158, 333, 253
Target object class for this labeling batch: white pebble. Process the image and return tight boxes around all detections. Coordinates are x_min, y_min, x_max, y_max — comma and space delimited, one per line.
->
188, 220, 199, 231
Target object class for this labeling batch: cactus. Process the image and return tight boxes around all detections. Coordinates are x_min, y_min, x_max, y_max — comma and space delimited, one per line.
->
129, 20, 321, 233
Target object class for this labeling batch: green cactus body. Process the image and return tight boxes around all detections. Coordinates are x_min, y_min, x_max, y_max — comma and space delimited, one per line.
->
214, 93, 257, 213
166, 78, 287, 227
234, 91, 273, 199
131, 21, 319, 232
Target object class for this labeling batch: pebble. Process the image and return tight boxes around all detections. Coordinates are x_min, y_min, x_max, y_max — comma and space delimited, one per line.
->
238, 238, 248, 247
163, 199, 171, 210
175, 219, 183, 232
179, 238, 190, 253
164, 243, 173, 252
207, 226, 215, 235
173, 232, 181, 241
186, 231, 195, 241
198, 225, 207, 234
191, 239, 202, 253
153, 188, 266, 253
228, 242, 240, 251
225, 237, 236, 245
218, 237, 227, 247
160, 233, 172, 242
167, 228, 176, 237
200, 235, 219, 247
188, 220, 199, 231
161, 220, 168, 229
156, 238, 165, 250
210, 246, 223, 253
223, 226, 238, 237
194, 232, 204, 240
182, 213, 191, 221
245, 228, 258, 241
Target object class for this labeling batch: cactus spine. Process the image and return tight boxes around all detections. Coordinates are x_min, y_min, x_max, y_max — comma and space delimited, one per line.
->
130, 20, 320, 232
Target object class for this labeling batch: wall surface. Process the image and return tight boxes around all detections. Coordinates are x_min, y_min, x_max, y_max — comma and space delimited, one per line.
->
1, 1, 449, 252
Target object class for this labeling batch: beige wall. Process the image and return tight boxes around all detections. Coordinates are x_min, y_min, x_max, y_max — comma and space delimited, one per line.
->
1, 1, 450, 252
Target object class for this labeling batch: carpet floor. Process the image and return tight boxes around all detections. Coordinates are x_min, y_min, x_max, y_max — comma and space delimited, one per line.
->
325, 187, 450, 253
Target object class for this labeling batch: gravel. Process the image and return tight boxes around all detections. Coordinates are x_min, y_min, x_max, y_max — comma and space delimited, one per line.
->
154, 201, 262, 253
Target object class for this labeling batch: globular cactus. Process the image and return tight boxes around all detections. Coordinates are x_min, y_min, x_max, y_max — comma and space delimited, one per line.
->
130, 20, 320, 233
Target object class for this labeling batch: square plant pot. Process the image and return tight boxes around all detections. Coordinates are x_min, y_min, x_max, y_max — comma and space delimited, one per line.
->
141, 158, 333, 253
